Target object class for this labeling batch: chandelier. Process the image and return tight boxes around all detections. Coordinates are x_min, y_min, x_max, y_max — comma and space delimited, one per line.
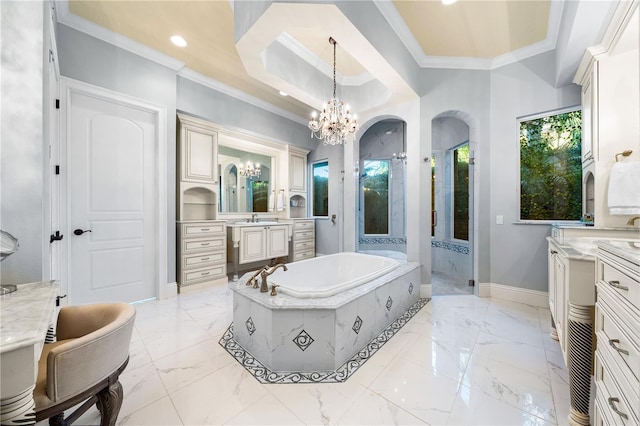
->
239, 161, 261, 178
308, 37, 358, 145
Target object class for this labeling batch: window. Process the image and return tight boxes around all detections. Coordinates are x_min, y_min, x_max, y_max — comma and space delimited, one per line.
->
362, 160, 389, 235
453, 143, 469, 240
520, 109, 582, 220
312, 161, 329, 217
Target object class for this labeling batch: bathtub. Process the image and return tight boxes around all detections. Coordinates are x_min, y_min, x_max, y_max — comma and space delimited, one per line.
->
268, 252, 400, 298
230, 253, 421, 373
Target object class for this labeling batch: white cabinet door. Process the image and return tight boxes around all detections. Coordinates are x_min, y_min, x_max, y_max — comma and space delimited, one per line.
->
239, 227, 266, 264
181, 123, 218, 184
267, 226, 289, 258
289, 151, 307, 192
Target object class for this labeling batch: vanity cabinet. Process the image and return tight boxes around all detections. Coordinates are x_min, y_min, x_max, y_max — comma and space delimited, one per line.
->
548, 240, 568, 359
288, 148, 307, 193
238, 225, 288, 264
283, 219, 315, 261
178, 114, 218, 185
177, 221, 227, 290
594, 242, 640, 426
580, 61, 598, 166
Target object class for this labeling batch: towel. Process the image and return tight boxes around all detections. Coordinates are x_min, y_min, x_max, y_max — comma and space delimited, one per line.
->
276, 191, 286, 212
608, 161, 640, 215
268, 191, 275, 212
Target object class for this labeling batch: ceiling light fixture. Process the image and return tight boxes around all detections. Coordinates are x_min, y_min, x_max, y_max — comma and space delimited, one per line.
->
170, 35, 187, 47
308, 37, 358, 145
279, 91, 288, 97
442, 0, 458, 5
238, 161, 261, 178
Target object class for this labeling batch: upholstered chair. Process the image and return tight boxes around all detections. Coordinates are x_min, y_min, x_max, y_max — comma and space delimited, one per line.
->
34, 303, 136, 426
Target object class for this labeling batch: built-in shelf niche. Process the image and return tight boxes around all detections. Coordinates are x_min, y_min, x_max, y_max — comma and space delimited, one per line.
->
289, 194, 306, 218
181, 186, 217, 220
584, 171, 595, 216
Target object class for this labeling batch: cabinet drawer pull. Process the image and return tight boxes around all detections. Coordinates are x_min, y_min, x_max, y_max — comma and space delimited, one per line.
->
200, 257, 210, 261
608, 280, 629, 291
201, 243, 210, 246
201, 271, 210, 276
607, 397, 628, 420
200, 228, 210, 231
550, 250, 558, 255
608, 339, 630, 356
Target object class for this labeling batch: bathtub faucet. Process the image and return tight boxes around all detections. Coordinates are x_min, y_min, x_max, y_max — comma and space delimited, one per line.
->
260, 263, 288, 293
246, 265, 269, 288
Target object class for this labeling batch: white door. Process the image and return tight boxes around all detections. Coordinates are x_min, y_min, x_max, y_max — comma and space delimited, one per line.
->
66, 86, 158, 304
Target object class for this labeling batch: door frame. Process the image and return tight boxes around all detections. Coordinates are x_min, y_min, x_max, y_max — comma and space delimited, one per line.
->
58, 77, 168, 303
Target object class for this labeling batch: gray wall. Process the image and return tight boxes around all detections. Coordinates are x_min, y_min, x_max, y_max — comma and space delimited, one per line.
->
489, 51, 581, 291
1, 1, 45, 284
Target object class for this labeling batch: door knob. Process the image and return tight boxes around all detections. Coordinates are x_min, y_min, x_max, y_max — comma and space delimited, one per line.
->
73, 229, 92, 236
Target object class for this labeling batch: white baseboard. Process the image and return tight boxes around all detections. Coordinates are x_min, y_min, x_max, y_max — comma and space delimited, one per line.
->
161, 281, 178, 299
478, 282, 548, 308
420, 283, 432, 298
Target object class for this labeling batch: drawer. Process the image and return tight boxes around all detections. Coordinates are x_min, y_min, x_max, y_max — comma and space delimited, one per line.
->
293, 249, 314, 261
183, 250, 225, 269
183, 236, 225, 253
182, 222, 225, 237
595, 353, 639, 425
294, 220, 314, 230
596, 297, 640, 385
294, 240, 314, 251
294, 229, 314, 240
182, 264, 226, 285
598, 258, 640, 312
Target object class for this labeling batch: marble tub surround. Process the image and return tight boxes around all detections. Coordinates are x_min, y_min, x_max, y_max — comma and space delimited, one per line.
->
231, 261, 420, 372
42, 283, 571, 426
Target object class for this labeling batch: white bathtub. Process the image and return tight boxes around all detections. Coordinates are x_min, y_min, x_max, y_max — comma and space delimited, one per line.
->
268, 252, 400, 298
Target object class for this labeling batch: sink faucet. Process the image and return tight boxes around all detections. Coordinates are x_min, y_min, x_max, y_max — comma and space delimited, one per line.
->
627, 216, 640, 226
251, 214, 258, 223
260, 263, 288, 292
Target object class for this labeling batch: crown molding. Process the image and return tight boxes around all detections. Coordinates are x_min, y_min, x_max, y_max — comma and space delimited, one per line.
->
375, 0, 564, 71
178, 68, 308, 126
54, 1, 185, 71
276, 32, 375, 86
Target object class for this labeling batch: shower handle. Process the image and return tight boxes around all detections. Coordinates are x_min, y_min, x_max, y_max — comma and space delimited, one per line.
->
432, 210, 437, 227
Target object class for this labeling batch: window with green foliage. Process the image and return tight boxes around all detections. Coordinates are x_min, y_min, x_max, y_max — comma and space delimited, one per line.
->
453, 143, 469, 240
520, 109, 582, 220
363, 160, 389, 235
312, 161, 329, 217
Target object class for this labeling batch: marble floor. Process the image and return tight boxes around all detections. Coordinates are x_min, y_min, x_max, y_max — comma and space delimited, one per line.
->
42, 282, 571, 426
431, 271, 474, 296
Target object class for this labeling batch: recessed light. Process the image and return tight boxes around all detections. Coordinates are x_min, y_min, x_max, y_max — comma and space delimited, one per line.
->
279, 91, 288, 97
170, 35, 187, 47
442, 0, 457, 4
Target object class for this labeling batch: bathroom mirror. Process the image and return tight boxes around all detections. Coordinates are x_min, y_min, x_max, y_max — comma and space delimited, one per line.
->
218, 144, 275, 213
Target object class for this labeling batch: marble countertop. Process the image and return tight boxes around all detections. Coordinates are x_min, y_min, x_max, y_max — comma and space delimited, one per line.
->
547, 236, 599, 260
597, 240, 640, 266
551, 223, 636, 230
231, 261, 420, 310
0, 281, 58, 353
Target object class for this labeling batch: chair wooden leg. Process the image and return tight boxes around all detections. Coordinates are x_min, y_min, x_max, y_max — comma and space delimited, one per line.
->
48, 412, 65, 426
95, 381, 123, 426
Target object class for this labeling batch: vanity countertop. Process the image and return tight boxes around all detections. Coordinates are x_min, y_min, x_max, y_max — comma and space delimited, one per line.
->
0, 281, 58, 353
597, 240, 640, 266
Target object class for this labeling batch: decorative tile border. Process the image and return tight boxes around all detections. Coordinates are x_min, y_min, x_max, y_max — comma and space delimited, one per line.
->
358, 237, 407, 245
218, 298, 430, 384
431, 240, 469, 254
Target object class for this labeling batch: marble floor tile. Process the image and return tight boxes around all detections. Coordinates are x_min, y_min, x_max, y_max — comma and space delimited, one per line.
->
57, 282, 572, 426
154, 338, 234, 393
462, 354, 556, 423
336, 388, 427, 425
170, 362, 267, 425
225, 393, 302, 425
447, 384, 552, 425
369, 358, 460, 425
267, 381, 369, 425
